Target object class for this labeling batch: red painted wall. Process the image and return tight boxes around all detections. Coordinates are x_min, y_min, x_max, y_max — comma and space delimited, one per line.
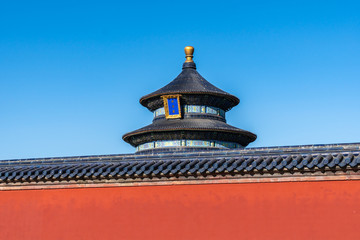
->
1, 181, 360, 240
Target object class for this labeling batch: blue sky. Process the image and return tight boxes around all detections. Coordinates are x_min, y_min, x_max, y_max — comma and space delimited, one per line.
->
1, 1, 359, 160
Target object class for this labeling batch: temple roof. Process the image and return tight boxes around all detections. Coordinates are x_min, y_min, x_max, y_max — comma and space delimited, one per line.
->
140, 62, 239, 111
123, 46, 256, 150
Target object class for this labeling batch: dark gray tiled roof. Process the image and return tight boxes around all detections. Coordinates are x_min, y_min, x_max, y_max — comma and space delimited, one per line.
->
1, 143, 359, 184
123, 118, 257, 146
140, 63, 239, 110
124, 118, 250, 133
124, 59, 256, 148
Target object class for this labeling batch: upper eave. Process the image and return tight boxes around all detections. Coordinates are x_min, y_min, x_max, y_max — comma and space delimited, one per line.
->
139, 64, 240, 111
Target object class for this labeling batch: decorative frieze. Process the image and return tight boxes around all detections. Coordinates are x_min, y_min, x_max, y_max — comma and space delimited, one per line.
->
136, 139, 242, 151
154, 105, 225, 118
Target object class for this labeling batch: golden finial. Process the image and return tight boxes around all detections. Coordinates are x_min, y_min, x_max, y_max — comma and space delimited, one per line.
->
184, 46, 194, 63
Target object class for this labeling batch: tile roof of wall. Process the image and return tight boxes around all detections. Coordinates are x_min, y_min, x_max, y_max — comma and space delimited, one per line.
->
1, 143, 360, 184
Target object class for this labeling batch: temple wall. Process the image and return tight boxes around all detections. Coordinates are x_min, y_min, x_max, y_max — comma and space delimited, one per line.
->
1, 180, 360, 240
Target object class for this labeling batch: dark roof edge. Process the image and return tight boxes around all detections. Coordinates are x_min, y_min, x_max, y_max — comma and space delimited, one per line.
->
139, 91, 240, 110
245, 142, 360, 153
2, 142, 360, 165
122, 127, 257, 145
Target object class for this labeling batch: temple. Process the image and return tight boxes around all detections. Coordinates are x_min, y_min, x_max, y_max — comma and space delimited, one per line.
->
123, 46, 256, 153
1, 46, 360, 240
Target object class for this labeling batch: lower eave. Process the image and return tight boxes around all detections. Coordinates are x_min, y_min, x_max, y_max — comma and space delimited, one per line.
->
122, 118, 257, 146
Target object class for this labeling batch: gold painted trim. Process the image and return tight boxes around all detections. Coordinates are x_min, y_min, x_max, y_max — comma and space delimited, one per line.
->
162, 94, 182, 119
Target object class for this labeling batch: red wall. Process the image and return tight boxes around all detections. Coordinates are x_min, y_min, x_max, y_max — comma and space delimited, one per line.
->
1, 180, 360, 240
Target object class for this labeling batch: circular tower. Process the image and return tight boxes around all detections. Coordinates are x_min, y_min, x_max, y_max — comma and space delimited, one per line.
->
123, 46, 256, 153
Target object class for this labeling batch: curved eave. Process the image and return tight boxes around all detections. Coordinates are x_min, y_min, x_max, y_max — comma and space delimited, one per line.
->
140, 91, 240, 109
122, 119, 257, 146
139, 66, 240, 110
123, 128, 256, 143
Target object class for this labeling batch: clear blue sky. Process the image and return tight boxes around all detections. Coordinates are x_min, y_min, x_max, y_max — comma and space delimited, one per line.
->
1, 1, 359, 160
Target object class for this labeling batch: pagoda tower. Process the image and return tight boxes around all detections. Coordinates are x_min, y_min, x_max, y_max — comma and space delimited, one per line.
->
123, 46, 256, 153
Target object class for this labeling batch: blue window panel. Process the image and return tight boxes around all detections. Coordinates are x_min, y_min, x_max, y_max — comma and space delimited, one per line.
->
188, 105, 200, 113
154, 108, 165, 117
167, 98, 179, 115
206, 106, 218, 114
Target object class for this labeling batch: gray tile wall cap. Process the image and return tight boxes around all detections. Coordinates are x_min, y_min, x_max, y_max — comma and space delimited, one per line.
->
0, 142, 360, 184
